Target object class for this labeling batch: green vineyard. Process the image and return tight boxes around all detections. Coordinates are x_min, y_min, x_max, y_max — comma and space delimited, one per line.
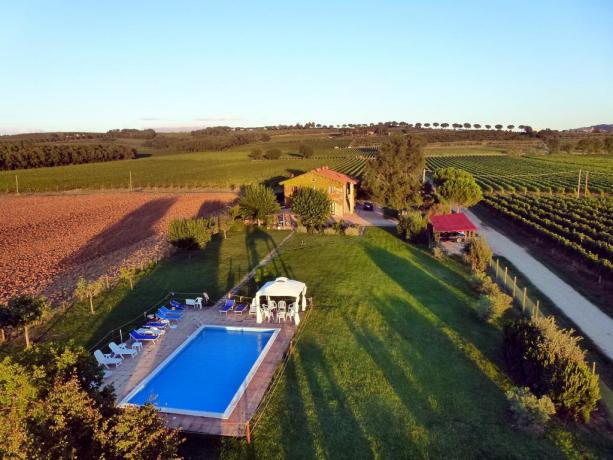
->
426, 155, 613, 194
333, 156, 370, 178
482, 194, 613, 273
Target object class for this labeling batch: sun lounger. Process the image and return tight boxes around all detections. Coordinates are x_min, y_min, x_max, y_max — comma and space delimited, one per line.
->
136, 327, 164, 336
129, 330, 160, 343
233, 303, 248, 316
158, 306, 184, 318
156, 311, 181, 323
94, 349, 123, 369
219, 299, 236, 316
169, 299, 186, 310
109, 341, 138, 358
143, 320, 168, 329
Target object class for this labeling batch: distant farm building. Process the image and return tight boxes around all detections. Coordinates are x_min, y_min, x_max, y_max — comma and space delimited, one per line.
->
429, 213, 478, 243
280, 167, 358, 217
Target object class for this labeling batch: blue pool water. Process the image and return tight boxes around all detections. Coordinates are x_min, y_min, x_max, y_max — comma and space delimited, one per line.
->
125, 326, 276, 417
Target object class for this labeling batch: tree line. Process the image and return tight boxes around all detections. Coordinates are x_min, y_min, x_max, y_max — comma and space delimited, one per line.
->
0, 143, 137, 170
0, 143, 136, 170
144, 131, 269, 152
106, 128, 156, 139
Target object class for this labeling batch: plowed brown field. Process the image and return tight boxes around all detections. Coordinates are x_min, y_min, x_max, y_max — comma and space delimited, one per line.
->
0, 192, 237, 303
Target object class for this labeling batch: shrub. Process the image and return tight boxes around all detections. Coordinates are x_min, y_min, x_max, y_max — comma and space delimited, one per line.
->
263, 148, 282, 160
475, 291, 512, 322
295, 224, 308, 233
167, 218, 213, 249
289, 187, 332, 231
503, 317, 600, 421
506, 386, 556, 433
397, 211, 428, 243
298, 144, 314, 158
323, 227, 336, 235
432, 246, 444, 260
463, 237, 493, 272
249, 148, 263, 160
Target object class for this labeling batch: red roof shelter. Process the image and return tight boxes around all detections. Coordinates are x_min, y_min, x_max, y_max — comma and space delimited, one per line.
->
429, 213, 478, 244
430, 213, 477, 233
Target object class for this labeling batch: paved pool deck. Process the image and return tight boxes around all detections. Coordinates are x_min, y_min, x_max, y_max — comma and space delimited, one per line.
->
104, 306, 297, 437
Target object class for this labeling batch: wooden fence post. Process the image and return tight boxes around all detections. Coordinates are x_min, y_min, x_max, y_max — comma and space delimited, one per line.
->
495, 259, 499, 279
246, 420, 251, 444
535, 300, 540, 318
522, 287, 527, 312
15, 175, 19, 195
504, 266, 508, 285
512, 276, 517, 298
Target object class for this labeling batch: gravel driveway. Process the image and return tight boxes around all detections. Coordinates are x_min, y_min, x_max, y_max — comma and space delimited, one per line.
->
465, 210, 613, 360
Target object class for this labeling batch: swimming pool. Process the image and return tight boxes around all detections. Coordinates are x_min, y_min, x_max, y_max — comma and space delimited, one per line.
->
120, 325, 279, 418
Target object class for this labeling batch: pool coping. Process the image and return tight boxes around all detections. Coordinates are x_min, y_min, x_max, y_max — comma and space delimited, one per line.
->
119, 325, 280, 419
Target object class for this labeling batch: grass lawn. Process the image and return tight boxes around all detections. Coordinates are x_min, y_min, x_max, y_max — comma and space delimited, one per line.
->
21, 226, 291, 350
178, 228, 611, 459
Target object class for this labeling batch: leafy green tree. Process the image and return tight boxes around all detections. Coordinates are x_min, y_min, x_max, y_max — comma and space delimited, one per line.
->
363, 135, 426, 211
545, 137, 560, 154
167, 217, 214, 250
473, 123, 482, 129
289, 187, 332, 230
463, 237, 492, 272
298, 143, 314, 159
0, 348, 182, 458
74, 277, 104, 314
263, 148, 282, 160
495, 124, 503, 130
239, 184, 280, 225
396, 211, 428, 243
1, 296, 48, 347
507, 124, 515, 131
441, 123, 449, 129
433, 167, 482, 209
463, 123, 471, 129
485, 124, 492, 129
249, 148, 263, 160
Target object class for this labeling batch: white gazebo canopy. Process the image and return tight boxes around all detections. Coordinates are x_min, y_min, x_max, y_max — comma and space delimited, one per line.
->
251, 277, 307, 324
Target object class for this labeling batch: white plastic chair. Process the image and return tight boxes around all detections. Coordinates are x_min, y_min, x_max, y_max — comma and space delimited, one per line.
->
109, 342, 137, 358
263, 306, 275, 322
277, 300, 287, 312
277, 310, 287, 322
94, 350, 122, 369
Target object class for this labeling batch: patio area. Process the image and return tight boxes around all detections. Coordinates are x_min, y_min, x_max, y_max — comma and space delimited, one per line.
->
103, 301, 298, 437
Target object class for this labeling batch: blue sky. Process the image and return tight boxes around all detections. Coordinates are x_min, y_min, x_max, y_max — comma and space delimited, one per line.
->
1, 0, 611, 133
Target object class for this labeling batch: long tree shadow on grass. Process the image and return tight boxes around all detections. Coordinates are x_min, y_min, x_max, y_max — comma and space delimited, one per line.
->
244, 227, 293, 293
361, 243, 566, 457
285, 339, 374, 459
364, 240, 502, 362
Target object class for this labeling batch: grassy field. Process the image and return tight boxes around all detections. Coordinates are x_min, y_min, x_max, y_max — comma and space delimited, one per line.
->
194, 228, 610, 459
6, 225, 610, 457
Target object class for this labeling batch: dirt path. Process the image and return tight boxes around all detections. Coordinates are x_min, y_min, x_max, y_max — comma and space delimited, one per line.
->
465, 210, 613, 360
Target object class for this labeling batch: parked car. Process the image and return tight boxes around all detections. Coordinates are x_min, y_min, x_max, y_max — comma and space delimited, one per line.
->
362, 202, 374, 211
440, 231, 466, 243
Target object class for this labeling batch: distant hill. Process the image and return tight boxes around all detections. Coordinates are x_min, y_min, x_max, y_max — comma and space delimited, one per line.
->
568, 124, 613, 133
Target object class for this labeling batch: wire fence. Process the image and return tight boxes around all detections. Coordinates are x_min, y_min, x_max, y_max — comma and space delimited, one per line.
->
488, 257, 542, 319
